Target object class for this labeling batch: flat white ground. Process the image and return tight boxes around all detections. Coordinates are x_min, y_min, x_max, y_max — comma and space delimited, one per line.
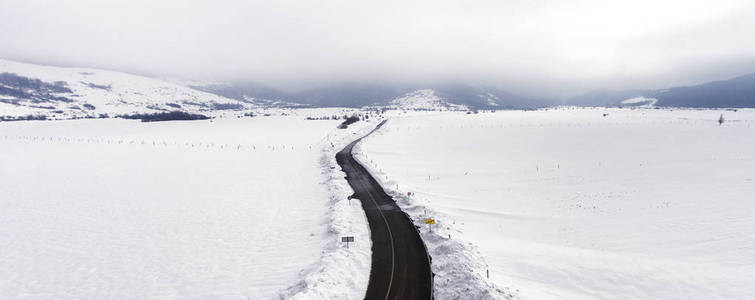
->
360, 108, 755, 299
0, 113, 369, 299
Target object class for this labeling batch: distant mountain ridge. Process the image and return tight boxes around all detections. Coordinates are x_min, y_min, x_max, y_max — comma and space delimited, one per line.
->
5, 58, 755, 118
0, 58, 543, 120
568, 73, 755, 108
198, 81, 549, 110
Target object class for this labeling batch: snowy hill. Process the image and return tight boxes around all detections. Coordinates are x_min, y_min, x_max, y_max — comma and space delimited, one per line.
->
191, 82, 308, 109
0, 59, 257, 120
429, 84, 551, 109
568, 72, 755, 108
620, 96, 658, 107
380, 89, 468, 111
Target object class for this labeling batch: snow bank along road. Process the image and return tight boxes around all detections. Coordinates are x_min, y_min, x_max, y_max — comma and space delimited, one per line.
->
336, 120, 433, 299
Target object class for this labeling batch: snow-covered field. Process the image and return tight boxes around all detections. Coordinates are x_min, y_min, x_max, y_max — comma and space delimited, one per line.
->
0, 111, 374, 299
4, 106, 753, 299
358, 108, 755, 299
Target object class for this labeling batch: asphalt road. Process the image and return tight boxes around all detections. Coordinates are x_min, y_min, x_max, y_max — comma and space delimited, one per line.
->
336, 120, 433, 300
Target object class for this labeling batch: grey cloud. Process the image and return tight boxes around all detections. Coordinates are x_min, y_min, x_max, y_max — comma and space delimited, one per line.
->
1, 0, 754, 98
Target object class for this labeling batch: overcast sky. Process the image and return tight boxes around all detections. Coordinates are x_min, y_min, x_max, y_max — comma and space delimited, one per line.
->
1, 0, 754, 98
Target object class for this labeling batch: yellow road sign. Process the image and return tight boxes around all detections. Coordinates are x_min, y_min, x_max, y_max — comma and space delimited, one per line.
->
425, 218, 435, 225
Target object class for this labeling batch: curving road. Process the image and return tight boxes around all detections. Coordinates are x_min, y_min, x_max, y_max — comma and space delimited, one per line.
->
336, 120, 433, 300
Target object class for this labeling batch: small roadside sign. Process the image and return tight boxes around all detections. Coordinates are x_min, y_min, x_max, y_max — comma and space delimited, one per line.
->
341, 236, 355, 248
425, 218, 435, 233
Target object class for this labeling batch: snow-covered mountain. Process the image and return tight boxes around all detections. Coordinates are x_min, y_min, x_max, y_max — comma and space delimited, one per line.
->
379, 89, 468, 111
0, 59, 549, 119
620, 96, 658, 107
198, 81, 548, 110
191, 82, 308, 109
567, 72, 755, 108
0, 59, 257, 120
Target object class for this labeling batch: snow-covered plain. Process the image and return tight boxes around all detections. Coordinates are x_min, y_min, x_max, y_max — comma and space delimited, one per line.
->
359, 108, 755, 299
0, 110, 373, 299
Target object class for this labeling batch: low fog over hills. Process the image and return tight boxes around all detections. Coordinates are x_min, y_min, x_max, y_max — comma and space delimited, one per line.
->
4, 57, 755, 121
195, 82, 552, 109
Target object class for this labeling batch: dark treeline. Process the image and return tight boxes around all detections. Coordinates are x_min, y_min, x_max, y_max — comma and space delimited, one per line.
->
118, 111, 211, 122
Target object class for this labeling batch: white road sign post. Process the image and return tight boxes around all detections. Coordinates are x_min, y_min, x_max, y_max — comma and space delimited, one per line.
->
341, 236, 355, 248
